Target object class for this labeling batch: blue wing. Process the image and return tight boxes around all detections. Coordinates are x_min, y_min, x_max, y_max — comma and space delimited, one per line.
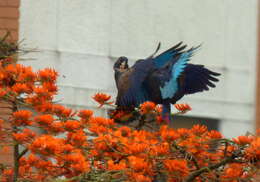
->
182, 64, 221, 94
153, 42, 187, 68
160, 46, 200, 99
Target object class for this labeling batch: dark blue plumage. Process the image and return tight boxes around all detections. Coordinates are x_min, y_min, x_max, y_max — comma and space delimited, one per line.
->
113, 42, 220, 121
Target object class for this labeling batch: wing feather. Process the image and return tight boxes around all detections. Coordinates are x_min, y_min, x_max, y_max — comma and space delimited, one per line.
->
153, 42, 187, 68
159, 46, 200, 99
182, 64, 221, 94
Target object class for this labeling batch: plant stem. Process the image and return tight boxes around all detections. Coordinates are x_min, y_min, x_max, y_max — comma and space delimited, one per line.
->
13, 142, 19, 182
17, 148, 28, 161
184, 155, 235, 182
172, 143, 200, 170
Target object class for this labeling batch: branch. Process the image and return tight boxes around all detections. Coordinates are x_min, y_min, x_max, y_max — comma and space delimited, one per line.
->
184, 155, 236, 182
13, 142, 19, 182
135, 115, 146, 130
172, 143, 200, 170
17, 148, 28, 160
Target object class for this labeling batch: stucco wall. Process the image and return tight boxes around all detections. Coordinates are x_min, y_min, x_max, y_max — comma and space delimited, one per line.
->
19, 0, 258, 137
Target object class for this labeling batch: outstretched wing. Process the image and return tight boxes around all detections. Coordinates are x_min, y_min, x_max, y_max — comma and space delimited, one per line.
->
116, 59, 154, 107
159, 46, 200, 99
182, 64, 221, 94
153, 42, 187, 68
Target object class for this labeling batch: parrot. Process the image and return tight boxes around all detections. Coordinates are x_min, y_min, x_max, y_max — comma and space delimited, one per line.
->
113, 42, 220, 121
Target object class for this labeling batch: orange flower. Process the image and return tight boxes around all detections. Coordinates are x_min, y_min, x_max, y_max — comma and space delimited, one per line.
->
164, 159, 189, 177
34, 160, 55, 170
52, 104, 74, 118
42, 82, 58, 93
110, 110, 125, 119
34, 101, 53, 113
27, 154, 39, 165
107, 160, 127, 171
150, 142, 169, 156
64, 120, 81, 131
78, 109, 93, 120
118, 126, 132, 137
1, 169, 13, 182
63, 151, 90, 173
12, 83, 32, 94
33, 86, 52, 98
140, 101, 156, 114
90, 117, 114, 126
38, 68, 58, 82
174, 103, 192, 112
245, 137, 260, 160
62, 144, 74, 153
12, 128, 36, 143
127, 143, 148, 154
67, 130, 87, 147
34, 114, 54, 126
128, 156, 150, 173
233, 136, 253, 145
109, 109, 133, 122
4, 64, 36, 86
92, 93, 112, 107
49, 121, 64, 133
93, 138, 109, 151
26, 95, 50, 107
5, 64, 19, 75
191, 124, 207, 135
12, 110, 32, 126
78, 109, 93, 124
131, 173, 152, 182
30, 135, 64, 155
222, 163, 243, 179
71, 161, 90, 173
156, 115, 164, 124
207, 130, 222, 139
177, 128, 190, 137
160, 126, 179, 141
17, 66, 36, 83
89, 124, 109, 134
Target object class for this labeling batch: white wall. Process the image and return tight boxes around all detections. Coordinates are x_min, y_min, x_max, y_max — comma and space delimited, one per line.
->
19, 0, 258, 137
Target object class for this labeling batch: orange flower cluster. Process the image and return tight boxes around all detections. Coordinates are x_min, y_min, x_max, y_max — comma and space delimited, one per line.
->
12, 128, 36, 143
164, 159, 189, 179
78, 109, 93, 123
34, 114, 54, 126
92, 93, 113, 107
12, 110, 32, 126
174, 103, 192, 112
140, 101, 156, 114
38, 68, 58, 82
30, 135, 64, 156
0, 55, 259, 182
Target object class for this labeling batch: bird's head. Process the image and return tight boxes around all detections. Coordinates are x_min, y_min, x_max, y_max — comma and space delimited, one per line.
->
113, 56, 129, 72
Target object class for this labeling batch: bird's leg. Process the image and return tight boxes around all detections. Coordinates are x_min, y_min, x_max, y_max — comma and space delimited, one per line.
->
162, 103, 171, 123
